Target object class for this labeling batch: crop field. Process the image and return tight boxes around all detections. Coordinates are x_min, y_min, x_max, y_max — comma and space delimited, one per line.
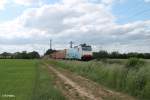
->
0, 59, 65, 100
46, 59, 150, 100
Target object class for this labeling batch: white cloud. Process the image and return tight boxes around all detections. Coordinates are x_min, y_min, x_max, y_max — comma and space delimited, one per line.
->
62, 0, 86, 4
20, 0, 114, 34
0, 0, 150, 54
101, 0, 115, 5
0, 0, 7, 10
13, 0, 40, 6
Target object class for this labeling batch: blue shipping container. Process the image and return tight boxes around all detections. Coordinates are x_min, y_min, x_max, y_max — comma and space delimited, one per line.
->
66, 48, 81, 59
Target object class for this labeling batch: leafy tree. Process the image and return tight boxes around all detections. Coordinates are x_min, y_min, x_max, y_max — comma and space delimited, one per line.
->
28, 51, 40, 59
93, 51, 150, 59
0, 52, 12, 59
44, 49, 56, 56
0, 51, 40, 59
110, 51, 120, 58
93, 50, 109, 60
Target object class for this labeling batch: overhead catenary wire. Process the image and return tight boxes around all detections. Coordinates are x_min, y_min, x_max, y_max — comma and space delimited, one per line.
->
116, 0, 150, 21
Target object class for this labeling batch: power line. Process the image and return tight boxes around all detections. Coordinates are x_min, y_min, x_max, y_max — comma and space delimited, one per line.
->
127, 8, 150, 19
121, 0, 142, 14
116, 0, 150, 21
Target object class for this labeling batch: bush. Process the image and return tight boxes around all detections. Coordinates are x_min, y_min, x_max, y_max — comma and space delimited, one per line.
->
125, 58, 145, 69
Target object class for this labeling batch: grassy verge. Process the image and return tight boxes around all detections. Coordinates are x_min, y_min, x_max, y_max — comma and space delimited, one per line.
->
45, 59, 150, 100
33, 61, 66, 100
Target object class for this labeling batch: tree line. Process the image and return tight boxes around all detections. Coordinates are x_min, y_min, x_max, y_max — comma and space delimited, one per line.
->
0, 51, 40, 59
93, 50, 150, 59
0, 49, 56, 59
1, 49, 150, 59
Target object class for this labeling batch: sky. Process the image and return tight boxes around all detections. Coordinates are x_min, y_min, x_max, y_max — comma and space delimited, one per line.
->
0, 0, 150, 54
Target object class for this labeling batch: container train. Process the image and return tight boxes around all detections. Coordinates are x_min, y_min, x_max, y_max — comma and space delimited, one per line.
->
51, 44, 93, 61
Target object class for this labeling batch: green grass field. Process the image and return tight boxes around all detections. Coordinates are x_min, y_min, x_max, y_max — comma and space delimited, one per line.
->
1, 59, 150, 100
0, 59, 65, 100
47, 59, 150, 100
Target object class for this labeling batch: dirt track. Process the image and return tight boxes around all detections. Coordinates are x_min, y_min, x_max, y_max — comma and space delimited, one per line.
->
45, 64, 136, 100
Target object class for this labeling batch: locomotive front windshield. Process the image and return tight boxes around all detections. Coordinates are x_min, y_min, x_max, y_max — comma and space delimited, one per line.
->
82, 46, 92, 51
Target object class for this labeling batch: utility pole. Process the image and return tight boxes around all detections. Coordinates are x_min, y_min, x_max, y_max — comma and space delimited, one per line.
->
69, 41, 73, 48
50, 39, 52, 50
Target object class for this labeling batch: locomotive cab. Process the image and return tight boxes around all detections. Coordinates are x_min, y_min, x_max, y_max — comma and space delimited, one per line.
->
73, 44, 92, 60
80, 44, 93, 60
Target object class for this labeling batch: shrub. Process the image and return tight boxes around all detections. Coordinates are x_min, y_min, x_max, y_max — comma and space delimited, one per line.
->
125, 58, 145, 69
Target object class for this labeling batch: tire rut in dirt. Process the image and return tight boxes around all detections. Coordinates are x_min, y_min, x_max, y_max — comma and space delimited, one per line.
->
46, 64, 101, 100
45, 64, 135, 100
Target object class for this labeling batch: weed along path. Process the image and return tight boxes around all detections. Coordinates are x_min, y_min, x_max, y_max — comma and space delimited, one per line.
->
45, 63, 136, 100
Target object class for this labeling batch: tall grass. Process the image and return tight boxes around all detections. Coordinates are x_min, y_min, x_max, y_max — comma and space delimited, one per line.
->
33, 61, 66, 100
47, 59, 150, 100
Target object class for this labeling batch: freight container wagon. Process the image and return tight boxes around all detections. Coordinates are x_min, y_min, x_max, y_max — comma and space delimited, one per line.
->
65, 48, 81, 59
51, 50, 66, 59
